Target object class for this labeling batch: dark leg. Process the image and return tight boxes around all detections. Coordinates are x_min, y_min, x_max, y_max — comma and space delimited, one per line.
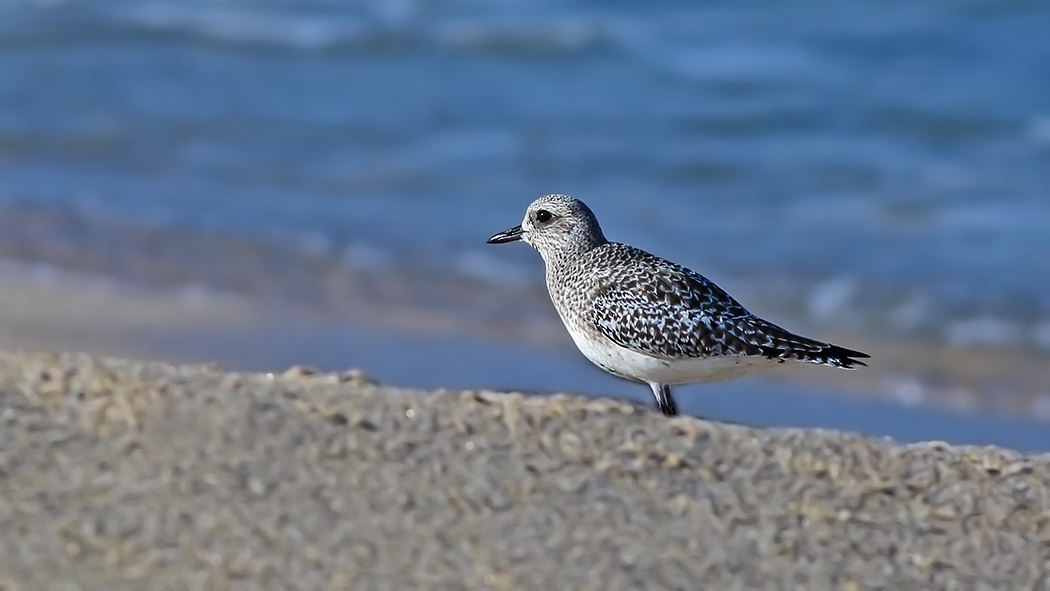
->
649, 383, 678, 416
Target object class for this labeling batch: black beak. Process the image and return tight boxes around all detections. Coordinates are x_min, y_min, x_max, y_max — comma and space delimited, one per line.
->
487, 225, 524, 244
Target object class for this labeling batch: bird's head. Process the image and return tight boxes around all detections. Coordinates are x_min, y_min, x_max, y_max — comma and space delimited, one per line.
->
487, 194, 607, 265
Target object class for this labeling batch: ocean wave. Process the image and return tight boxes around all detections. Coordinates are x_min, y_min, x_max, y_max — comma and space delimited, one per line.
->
110, 4, 612, 54
0, 197, 1047, 357
119, 5, 370, 50
650, 42, 821, 83
432, 18, 607, 52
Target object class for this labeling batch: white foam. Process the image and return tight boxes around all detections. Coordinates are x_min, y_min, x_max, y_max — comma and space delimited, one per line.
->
888, 294, 931, 332
121, 5, 366, 50
806, 277, 858, 324
945, 317, 1021, 348
892, 378, 926, 407
1031, 394, 1050, 421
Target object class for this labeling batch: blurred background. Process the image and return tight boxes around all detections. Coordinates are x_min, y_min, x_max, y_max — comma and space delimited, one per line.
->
1, 0, 1048, 447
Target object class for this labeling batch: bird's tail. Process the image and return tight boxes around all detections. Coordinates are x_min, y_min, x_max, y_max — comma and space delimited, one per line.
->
752, 319, 870, 369
807, 343, 870, 369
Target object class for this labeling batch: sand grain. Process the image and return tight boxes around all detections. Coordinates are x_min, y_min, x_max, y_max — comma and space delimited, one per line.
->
0, 351, 1047, 590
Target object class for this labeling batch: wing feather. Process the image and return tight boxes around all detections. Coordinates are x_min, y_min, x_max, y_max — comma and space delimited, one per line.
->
589, 246, 869, 367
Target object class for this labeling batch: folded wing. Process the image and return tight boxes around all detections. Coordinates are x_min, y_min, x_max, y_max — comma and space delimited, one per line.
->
590, 248, 868, 367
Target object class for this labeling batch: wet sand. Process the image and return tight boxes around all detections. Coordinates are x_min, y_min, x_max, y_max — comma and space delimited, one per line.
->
2, 269, 1050, 453
1, 350, 1049, 590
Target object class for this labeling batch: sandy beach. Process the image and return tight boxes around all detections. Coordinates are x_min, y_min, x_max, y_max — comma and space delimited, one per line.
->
2, 349, 1048, 590
5, 2, 1050, 587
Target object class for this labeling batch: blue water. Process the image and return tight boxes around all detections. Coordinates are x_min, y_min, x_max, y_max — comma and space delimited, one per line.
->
0, 1, 1048, 384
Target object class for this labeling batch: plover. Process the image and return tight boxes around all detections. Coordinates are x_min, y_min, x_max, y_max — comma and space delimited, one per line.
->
487, 194, 869, 416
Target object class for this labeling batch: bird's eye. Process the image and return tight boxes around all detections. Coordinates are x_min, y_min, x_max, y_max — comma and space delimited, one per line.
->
535, 209, 553, 223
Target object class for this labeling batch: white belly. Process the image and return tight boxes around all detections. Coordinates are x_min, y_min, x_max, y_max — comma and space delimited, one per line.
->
567, 325, 778, 385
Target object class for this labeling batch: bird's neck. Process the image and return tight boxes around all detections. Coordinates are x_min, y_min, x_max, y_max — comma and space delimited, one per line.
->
541, 239, 605, 280
537, 221, 607, 276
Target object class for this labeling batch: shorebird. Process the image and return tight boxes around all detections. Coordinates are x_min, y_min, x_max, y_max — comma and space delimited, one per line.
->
487, 194, 869, 416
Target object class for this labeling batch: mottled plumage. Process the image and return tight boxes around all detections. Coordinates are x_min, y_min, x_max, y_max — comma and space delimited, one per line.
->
488, 194, 869, 416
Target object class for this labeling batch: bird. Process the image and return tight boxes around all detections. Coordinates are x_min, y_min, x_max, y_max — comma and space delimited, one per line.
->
486, 194, 869, 417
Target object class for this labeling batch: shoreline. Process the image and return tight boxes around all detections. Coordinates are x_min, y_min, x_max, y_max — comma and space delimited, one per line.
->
1, 269, 1049, 452
0, 203, 1047, 416
1, 350, 1048, 588
0, 201, 1047, 410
